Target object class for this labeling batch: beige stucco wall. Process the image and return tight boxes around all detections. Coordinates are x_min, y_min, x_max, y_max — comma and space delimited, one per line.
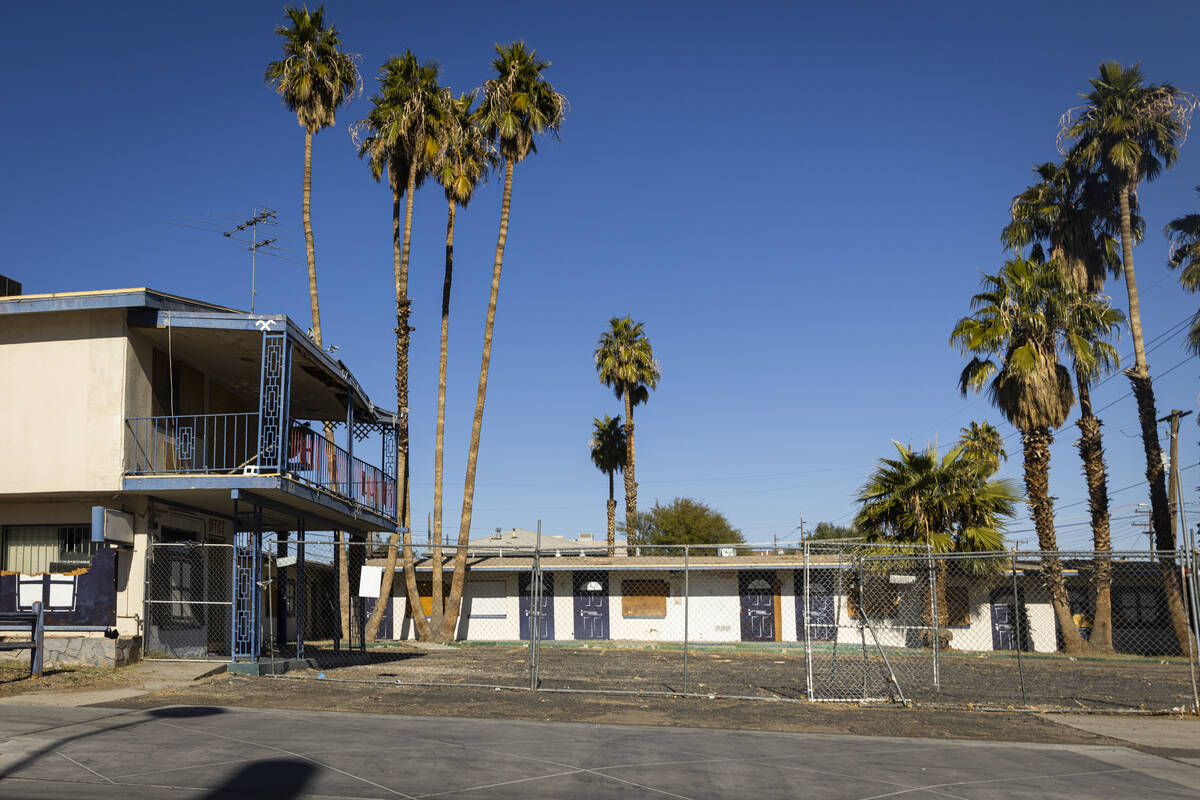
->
0, 309, 128, 495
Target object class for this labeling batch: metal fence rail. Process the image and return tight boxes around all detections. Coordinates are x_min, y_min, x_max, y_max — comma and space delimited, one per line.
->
232, 539, 1200, 712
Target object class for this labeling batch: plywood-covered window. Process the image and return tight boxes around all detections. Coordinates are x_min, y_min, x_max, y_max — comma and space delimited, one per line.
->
621, 580, 668, 618
946, 586, 971, 627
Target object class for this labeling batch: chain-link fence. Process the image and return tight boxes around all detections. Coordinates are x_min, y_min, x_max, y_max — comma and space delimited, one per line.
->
173, 535, 1200, 711
143, 541, 233, 660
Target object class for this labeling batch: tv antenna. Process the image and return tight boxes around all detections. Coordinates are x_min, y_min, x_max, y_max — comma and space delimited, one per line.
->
164, 207, 299, 312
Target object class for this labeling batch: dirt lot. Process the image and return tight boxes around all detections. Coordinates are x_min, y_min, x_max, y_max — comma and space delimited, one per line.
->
0, 664, 135, 699
279, 641, 1198, 711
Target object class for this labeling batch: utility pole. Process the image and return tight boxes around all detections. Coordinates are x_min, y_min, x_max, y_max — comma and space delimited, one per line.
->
225, 208, 278, 314
1159, 409, 1193, 548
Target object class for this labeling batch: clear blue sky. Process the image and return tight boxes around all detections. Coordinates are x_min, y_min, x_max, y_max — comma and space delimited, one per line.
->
4, 1, 1200, 549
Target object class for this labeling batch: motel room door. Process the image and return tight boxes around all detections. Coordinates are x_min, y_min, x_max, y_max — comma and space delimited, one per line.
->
794, 570, 837, 642
519, 573, 554, 641
573, 572, 609, 640
739, 570, 780, 642
989, 586, 1028, 651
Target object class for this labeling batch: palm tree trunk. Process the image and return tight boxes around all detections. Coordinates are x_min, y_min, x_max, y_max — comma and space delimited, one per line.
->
607, 470, 616, 556
1075, 377, 1114, 652
302, 127, 321, 343
623, 391, 636, 538
1116, 184, 1189, 653
440, 159, 515, 641
367, 165, 429, 642
1022, 426, 1088, 654
432, 199, 459, 640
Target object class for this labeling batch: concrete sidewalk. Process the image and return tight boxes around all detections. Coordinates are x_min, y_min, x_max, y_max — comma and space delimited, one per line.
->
0, 704, 1197, 799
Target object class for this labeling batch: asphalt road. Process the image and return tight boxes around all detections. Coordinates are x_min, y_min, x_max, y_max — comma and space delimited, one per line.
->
0, 704, 1197, 799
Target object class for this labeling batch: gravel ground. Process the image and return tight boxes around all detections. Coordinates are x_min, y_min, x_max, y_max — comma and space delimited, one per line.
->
274, 641, 1198, 710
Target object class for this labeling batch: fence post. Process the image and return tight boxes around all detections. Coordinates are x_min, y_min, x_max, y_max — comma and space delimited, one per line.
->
296, 520, 305, 661
803, 541, 814, 701
31, 601, 44, 678
1011, 552, 1028, 707
929, 547, 940, 692
683, 544, 690, 696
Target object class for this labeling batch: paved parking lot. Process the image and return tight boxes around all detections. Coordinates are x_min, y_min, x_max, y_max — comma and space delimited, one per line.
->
0, 704, 1197, 799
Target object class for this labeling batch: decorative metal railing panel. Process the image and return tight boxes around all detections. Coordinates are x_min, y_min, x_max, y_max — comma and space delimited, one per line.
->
286, 424, 395, 518
256, 332, 290, 474
127, 413, 258, 474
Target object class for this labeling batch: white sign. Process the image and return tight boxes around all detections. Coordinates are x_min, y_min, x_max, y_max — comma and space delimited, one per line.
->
718, 547, 737, 557
91, 507, 134, 546
358, 565, 384, 599
889, 574, 917, 585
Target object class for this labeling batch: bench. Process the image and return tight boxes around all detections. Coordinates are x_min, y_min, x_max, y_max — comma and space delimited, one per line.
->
0, 602, 45, 677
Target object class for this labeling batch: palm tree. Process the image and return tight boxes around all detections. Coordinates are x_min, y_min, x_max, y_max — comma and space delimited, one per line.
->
1166, 188, 1200, 353
1002, 159, 1129, 652
957, 422, 1007, 476
432, 94, 497, 641
594, 317, 661, 538
266, 5, 359, 640
951, 257, 1089, 653
1061, 62, 1195, 576
354, 53, 446, 642
265, 5, 359, 347
589, 415, 626, 553
855, 440, 1019, 645
443, 42, 566, 642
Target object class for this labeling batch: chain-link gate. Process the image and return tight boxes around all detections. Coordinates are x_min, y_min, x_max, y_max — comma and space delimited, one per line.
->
143, 541, 233, 660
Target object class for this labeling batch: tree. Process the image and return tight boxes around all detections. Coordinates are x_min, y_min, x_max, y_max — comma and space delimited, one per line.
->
442, 42, 566, 641
594, 317, 660, 540
266, 4, 359, 640
951, 257, 1089, 653
805, 522, 863, 541
265, 5, 359, 348
432, 93, 496, 641
589, 415, 626, 553
1165, 187, 1200, 353
855, 441, 1019, 644
354, 53, 446, 642
956, 421, 1007, 476
624, 498, 744, 549
1003, 159, 1129, 651
1061, 62, 1196, 653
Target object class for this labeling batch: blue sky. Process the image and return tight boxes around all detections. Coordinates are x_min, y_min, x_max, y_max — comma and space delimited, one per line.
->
4, 1, 1200, 549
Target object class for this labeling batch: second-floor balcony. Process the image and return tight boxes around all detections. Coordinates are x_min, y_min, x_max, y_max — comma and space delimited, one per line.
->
126, 414, 396, 519
118, 305, 399, 531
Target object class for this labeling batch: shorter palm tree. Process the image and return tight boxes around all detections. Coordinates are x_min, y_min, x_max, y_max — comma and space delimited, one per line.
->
856, 440, 1020, 646
589, 416, 626, 554
1166, 187, 1200, 354
957, 422, 1007, 476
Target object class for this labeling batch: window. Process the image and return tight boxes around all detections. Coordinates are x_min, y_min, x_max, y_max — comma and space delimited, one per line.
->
1117, 588, 1162, 627
622, 580, 668, 618
2, 526, 98, 574
946, 587, 971, 627
848, 581, 899, 619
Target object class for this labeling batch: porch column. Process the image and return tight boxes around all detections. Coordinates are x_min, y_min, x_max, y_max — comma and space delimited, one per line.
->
233, 505, 262, 661
346, 399, 355, 504
296, 518, 306, 661
275, 532, 288, 654
256, 330, 292, 474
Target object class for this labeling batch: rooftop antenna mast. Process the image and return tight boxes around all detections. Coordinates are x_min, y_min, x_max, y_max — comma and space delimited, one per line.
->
225, 208, 278, 314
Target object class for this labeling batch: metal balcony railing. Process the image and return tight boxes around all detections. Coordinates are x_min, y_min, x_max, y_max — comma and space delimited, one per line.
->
126, 414, 396, 519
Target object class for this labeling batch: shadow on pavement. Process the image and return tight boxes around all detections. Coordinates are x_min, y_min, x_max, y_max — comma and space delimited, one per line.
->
197, 759, 317, 799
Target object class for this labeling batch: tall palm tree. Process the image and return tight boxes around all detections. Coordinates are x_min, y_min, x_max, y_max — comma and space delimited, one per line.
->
951, 257, 1089, 653
595, 317, 661, 538
855, 440, 1019, 644
266, 5, 359, 640
354, 53, 446, 642
1062, 64, 1193, 540
432, 94, 497, 641
1002, 159, 1130, 651
957, 421, 1007, 476
589, 415, 626, 553
1166, 187, 1200, 353
442, 42, 566, 642
265, 5, 359, 347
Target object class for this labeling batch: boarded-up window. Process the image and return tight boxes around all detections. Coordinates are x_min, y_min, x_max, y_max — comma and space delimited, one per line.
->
468, 580, 506, 618
622, 580, 668, 618
409, 580, 450, 618
847, 582, 899, 619
946, 587, 971, 627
